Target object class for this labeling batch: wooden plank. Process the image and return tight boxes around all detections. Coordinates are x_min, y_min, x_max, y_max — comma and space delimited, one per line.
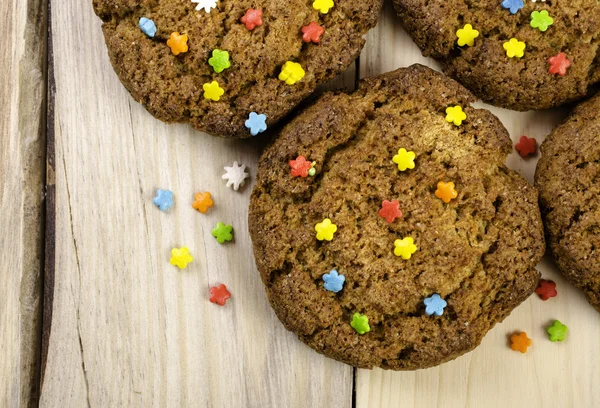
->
355, 3, 600, 407
0, 0, 47, 406
39, 0, 356, 406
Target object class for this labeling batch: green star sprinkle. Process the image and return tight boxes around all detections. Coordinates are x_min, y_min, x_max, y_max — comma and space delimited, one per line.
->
212, 222, 233, 244
530, 10, 554, 32
208, 49, 231, 73
350, 313, 370, 335
547, 320, 568, 342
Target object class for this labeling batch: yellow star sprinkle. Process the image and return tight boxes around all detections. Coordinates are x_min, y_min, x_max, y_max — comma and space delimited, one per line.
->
170, 247, 193, 269
315, 218, 337, 241
313, 0, 334, 14
203, 81, 225, 101
279, 61, 305, 85
394, 237, 417, 260
445, 105, 467, 126
392, 148, 416, 171
503, 38, 526, 59
456, 24, 479, 47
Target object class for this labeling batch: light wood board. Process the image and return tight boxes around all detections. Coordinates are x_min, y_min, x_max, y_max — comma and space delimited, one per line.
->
0, 0, 46, 407
355, 3, 600, 408
39, 1, 354, 407
36, 0, 600, 407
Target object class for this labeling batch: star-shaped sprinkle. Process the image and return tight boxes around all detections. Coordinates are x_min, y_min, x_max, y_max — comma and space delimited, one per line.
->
435, 181, 458, 203
192, 192, 214, 213
208, 49, 231, 73
424, 294, 447, 316
323, 270, 345, 293
315, 218, 337, 241
547, 320, 568, 342
222, 161, 249, 191
241, 8, 263, 30
313, 0, 334, 14
167, 32, 189, 55
536, 279, 557, 300
445, 105, 467, 126
212, 222, 233, 243
503, 38, 526, 59
138, 17, 157, 37
153, 189, 174, 211
501, 0, 524, 14
392, 148, 416, 171
394, 237, 417, 260
192, 0, 217, 13
350, 313, 370, 334
203, 81, 225, 101
456, 24, 479, 47
245, 112, 267, 136
170, 247, 193, 269
279, 61, 305, 85
530, 10, 554, 32
378, 200, 402, 223
510, 332, 532, 353
515, 135, 537, 157
289, 156, 315, 178
209, 284, 231, 306
302, 22, 325, 43
548, 52, 571, 76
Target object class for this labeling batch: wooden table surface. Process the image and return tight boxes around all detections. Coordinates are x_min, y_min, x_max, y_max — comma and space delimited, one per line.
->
1, 0, 599, 407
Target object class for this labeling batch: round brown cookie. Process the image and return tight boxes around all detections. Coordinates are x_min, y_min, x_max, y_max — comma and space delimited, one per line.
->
249, 64, 544, 370
392, 0, 600, 111
92, 0, 381, 138
535, 93, 600, 313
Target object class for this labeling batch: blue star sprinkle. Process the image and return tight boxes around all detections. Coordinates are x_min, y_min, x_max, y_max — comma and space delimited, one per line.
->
424, 294, 447, 317
153, 189, 174, 212
138, 17, 157, 38
501, 0, 524, 14
323, 269, 345, 293
244, 112, 267, 136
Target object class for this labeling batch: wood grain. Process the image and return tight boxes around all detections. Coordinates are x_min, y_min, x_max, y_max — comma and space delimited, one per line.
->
355, 3, 600, 407
37, 0, 600, 406
0, 0, 47, 406
39, 1, 356, 406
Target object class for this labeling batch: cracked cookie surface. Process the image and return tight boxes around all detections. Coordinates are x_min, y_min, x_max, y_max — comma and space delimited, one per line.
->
393, 0, 600, 111
249, 64, 544, 370
93, 0, 382, 138
536, 93, 600, 313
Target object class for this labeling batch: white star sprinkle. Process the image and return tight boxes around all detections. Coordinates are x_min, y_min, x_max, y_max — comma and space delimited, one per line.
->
192, 0, 218, 13
222, 161, 249, 191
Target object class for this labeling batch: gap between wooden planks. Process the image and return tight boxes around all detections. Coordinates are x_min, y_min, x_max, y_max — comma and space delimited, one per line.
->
0, 0, 47, 407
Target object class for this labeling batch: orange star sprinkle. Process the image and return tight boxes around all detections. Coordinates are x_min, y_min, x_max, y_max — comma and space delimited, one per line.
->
167, 32, 189, 55
435, 181, 458, 203
510, 332, 532, 354
192, 192, 214, 213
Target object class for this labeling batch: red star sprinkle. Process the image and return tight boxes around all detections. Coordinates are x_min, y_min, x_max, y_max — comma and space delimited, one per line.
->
241, 8, 263, 31
210, 284, 231, 306
378, 200, 403, 223
301, 22, 325, 43
548, 52, 571, 76
515, 136, 536, 157
536, 279, 557, 301
289, 155, 312, 178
